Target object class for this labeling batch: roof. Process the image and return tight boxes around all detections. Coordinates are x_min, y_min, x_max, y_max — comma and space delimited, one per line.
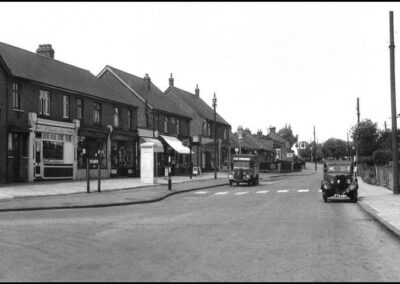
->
0, 42, 136, 106
100, 66, 191, 119
266, 131, 290, 147
166, 86, 230, 126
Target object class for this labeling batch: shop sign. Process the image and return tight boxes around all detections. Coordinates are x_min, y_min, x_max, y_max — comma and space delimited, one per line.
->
36, 124, 75, 136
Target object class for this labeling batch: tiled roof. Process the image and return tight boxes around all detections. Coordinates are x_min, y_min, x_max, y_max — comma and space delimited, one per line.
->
166, 86, 230, 126
104, 66, 191, 119
0, 42, 136, 106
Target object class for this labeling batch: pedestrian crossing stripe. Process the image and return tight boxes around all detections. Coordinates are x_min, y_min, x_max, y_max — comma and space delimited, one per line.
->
215, 192, 229, 195
297, 189, 309, 192
277, 190, 289, 193
235, 192, 248, 195
194, 191, 208, 194
256, 190, 269, 194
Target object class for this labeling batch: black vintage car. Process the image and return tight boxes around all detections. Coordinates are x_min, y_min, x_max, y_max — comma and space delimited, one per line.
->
320, 160, 358, 203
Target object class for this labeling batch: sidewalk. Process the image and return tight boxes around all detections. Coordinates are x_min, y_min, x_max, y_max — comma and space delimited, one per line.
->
0, 170, 316, 212
357, 178, 400, 239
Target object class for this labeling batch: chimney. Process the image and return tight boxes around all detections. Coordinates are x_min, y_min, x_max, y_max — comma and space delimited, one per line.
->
169, 73, 174, 87
195, 84, 200, 98
143, 73, 151, 90
244, 127, 251, 135
257, 129, 263, 138
269, 126, 276, 134
36, 44, 55, 59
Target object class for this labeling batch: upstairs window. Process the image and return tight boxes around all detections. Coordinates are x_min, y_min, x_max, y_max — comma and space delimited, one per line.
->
113, 107, 120, 128
93, 102, 101, 124
77, 98, 83, 120
224, 128, 227, 140
127, 109, 132, 130
176, 119, 180, 135
63, 95, 70, 119
12, 83, 21, 109
207, 122, 211, 137
164, 117, 168, 133
39, 90, 50, 116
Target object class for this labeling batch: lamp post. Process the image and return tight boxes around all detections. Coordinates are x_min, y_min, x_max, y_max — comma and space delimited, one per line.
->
213, 92, 217, 179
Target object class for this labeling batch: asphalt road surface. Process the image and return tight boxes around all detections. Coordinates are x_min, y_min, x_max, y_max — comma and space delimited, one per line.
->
1, 172, 400, 281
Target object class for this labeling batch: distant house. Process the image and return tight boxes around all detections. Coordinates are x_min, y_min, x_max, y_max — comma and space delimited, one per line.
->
265, 127, 293, 162
164, 75, 231, 172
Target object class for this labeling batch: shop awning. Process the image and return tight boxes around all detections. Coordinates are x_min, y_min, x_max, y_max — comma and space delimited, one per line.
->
160, 135, 192, 154
141, 137, 164, 152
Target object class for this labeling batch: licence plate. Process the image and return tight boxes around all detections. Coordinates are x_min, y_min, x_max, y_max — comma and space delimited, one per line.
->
334, 194, 347, 198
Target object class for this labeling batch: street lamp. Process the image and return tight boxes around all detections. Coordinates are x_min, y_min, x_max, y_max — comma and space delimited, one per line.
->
213, 92, 217, 179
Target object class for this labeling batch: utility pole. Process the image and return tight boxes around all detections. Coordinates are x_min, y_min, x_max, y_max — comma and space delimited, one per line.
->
357, 97, 360, 124
389, 11, 399, 194
314, 126, 317, 171
385, 121, 387, 131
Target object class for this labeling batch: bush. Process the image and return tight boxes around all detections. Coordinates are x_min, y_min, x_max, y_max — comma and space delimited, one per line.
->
372, 150, 392, 165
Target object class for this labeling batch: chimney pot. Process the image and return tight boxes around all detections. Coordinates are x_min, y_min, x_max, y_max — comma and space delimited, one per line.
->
143, 73, 151, 90
36, 44, 55, 59
195, 84, 200, 98
169, 73, 174, 87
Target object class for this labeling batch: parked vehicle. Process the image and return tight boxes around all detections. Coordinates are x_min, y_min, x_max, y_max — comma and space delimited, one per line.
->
320, 159, 358, 202
228, 154, 259, 186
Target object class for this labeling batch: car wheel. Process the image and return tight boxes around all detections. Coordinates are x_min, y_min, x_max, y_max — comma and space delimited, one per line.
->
229, 181, 233, 186
352, 192, 358, 203
237, 182, 239, 186
256, 176, 259, 185
323, 192, 328, 203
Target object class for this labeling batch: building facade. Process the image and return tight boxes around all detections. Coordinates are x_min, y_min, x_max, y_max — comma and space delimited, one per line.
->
0, 42, 139, 183
164, 75, 231, 172
98, 66, 192, 177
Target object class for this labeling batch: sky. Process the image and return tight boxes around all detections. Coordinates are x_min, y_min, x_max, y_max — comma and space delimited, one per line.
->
1, 2, 400, 144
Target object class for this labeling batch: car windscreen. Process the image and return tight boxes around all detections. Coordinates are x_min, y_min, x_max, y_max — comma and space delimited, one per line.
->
233, 161, 251, 169
327, 164, 351, 173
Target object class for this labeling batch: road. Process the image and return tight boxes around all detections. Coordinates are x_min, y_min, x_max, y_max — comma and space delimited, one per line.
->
1, 171, 400, 281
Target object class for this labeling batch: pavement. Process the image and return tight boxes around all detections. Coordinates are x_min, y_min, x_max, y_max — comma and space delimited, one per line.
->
0, 168, 399, 243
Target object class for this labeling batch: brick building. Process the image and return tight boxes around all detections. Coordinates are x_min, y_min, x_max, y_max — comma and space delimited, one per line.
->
97, 66, 192, 176
164, 75, 231, 172
0, 42, 140, 183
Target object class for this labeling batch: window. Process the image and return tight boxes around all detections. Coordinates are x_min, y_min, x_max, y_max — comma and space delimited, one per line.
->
164, 117, 168, 133
12, 83, 21, 109
93, 102, 101, 124
224, 128, 227, 140
63, 95, 70, 119
39, 90, 50, 116
77, 98, 83, 120
113, 107, 120, 128
207, 122, 211, 136
176, 119, 180, 135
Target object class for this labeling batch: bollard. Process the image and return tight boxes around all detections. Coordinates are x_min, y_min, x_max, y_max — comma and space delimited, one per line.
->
86, 155, 90, 193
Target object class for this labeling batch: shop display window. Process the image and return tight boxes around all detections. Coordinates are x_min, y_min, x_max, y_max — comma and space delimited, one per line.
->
77, 136, 107, 169
43, 140, 63, 161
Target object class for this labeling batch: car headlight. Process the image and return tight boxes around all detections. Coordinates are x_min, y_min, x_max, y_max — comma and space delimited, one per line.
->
228, 174, 233, 179
346, 178, 352, 184
330, 178, 334, 184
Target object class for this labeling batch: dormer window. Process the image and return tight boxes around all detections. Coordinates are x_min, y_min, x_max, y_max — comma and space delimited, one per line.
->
113, 107, 120, 128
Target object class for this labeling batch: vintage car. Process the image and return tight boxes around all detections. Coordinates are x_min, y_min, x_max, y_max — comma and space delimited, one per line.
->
321, 160, 358, 203
228, 154, 259, 186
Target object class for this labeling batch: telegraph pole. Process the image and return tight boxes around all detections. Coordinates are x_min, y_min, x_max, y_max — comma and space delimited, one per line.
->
357, 97, 360, 124
389, 11, 399, 194
314, 126, 317, 171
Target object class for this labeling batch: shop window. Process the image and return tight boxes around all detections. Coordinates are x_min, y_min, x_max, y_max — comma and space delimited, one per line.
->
12, 83, 21, 109
111, 141, 134, 169
43, 140, 63, 161
77, 98, 83, 120
77, 136, 107, 169
39, 90, 50, 116
63, 95, 70, 119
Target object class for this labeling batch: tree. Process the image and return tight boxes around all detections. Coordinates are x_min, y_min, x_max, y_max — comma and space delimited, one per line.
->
322, 138, 348, 159
351, 119, 379, 156
278, 124, 298, 148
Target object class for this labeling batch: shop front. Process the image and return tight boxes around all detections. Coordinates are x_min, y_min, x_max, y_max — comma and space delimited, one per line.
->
110, 130, 138, 177
28, 113, 79, 181
160, 135, 191, 176
76, 126, 110, 180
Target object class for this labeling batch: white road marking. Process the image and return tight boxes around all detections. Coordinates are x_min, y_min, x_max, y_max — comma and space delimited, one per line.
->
277, 190, 289, 193
319, 189, 322, 192
235, 192, 248, 195
215, 192, 229, 195
256, 190, 269, 194
297, 189, 310, 192
194, 191, 208, 194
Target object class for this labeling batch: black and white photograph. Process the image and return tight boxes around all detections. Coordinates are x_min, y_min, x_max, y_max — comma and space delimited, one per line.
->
1, 1, 400, 282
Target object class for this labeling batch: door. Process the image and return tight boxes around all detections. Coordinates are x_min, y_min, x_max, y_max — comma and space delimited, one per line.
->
12, 133, 21, 181
34, 139, 43, 179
